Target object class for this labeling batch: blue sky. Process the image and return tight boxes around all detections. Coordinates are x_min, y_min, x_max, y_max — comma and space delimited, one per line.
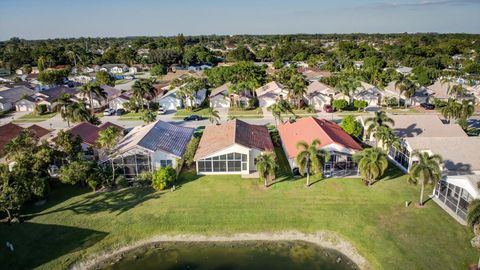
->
0, 0, 479, 40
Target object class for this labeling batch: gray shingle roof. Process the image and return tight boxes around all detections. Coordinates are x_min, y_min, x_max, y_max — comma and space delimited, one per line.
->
40, 86, 79, 102
114, 120, 194, 157
0, 86, 35, 103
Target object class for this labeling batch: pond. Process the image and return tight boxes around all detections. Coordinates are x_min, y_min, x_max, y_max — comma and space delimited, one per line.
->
99, 241, 358, 270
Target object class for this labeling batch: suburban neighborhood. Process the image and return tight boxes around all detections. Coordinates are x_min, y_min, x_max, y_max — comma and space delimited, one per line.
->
1, 1, 480, 269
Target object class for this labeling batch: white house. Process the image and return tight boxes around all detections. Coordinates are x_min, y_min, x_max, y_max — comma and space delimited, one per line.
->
304, 81, 336, 110
354, 82, 383, 107
0, 86, 36, 112
194, 119, 274, 175
15, 96, 36, 112
109, 94, 131, 111
157, 86, 207, 111
108, 120, 194, 178
255, 81, 289, 107
384, 81, 433, 106
100, 64, 129, 74
209, 83, 232, 108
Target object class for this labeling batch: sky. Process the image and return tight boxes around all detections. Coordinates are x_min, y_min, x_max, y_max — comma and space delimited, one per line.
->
0, 0, 479, 40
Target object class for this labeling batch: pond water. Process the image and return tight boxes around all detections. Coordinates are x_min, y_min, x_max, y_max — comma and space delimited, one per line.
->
99, 241, 358, 270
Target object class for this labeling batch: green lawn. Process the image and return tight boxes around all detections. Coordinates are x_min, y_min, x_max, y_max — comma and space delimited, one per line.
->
0, 165, 477, 270
115, 79, 130, 85
228, 107, 263, 119
173, 107, 211, 119
13, 112, 56, 123
118, 111, 144, 121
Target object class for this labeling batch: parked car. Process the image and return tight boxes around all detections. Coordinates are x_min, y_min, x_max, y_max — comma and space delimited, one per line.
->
103, 108, 115, 116
115, 109, 126, 116
184, 115, 204, 121
323, 104, 334, 113
420, 103, 435, 110
158, 106, 166, 115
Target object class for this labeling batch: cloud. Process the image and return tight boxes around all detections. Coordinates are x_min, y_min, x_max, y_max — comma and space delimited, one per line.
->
369, 0, 480, 9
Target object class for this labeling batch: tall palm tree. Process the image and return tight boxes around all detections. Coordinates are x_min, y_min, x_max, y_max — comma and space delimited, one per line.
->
364, 111, 395, 146
458, 99, 475, 120
96, 126, 122, 185
337, 77, 361, 105
353, 147, 389, 186
395, 77, 417, 108
80, 82, 107, 115
207, 108, 220, 124
407, 151, 443, 206
373, 126, 399, 150
441, 98, 460, 124
447, 84, 466, 98
394, 74, 408, 107
255, 152, 277, 187
53, 93, 74, 127
67, 101, 91, 124
295, 139, 329, 187
267, 98, 295, 125
467, 199, 480, 233
132, 79, 155, 110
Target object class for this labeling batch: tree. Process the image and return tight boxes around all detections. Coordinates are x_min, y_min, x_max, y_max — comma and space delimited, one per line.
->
255, 152, 277, 187
407, 151, 442, 206
97, 126, 122, 185
332, 99, 348, 111
53, 93, 74, 127
440, 98, 461, 124
183, 137, 200, 168
337, 77, 361, 105
364, 110, 395, 146
267, 98, 295, 125
458, 99, 475, 121
467, 199, 480, 233
80, 82, 107, 115
150, 64, 167, 76
142, 110, 157, 123
53, 130, 83, 162
353, 100, 368, 111
353, 148, 389, 186
67, 101, 91, 124
447, 84, 466, 98
295, 139, 329, 187
152, 166, 176, 191
132, 78, 156, 110
38, 69, 69, 85
207, 108, 220, 124
226, 45, 256, 62
340, 115, 362, 138
95, 70, 115, 86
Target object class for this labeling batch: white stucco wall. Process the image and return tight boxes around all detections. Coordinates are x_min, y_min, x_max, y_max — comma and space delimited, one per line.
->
151, 149, 179, 170
210, 95, 230, 108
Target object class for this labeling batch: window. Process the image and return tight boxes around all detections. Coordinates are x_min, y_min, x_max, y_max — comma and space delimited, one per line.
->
160, 160, 173, 168
198, 152, 248, 173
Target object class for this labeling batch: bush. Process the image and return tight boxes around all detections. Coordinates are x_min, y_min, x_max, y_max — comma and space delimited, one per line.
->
115, 175, 128, 188
183, 137, 200, 167
136, 171, 152, 186
332, 99, 348, 111
35, 104, 47, 115
353, 100, 368, 111
150, 64, 167, 76
340, 115, 362, 138
152, 166, 176, 191
273, 59, 284, 69
383, 96, 398, 107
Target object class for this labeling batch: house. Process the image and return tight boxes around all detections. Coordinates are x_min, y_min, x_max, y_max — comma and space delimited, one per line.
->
278, 117, 363, 178
433, 174, 480, 225
255, 81, 289, 107
395, 66, 413, 76
0, 123, 51, 159
304, 81, 335, 110
0, 86, 35, 112
354, 82, 383, 107
359, 114, 480, 175
108, 120, 194, 178
100, 64, 129, 74
209, 82, 252, 108
76, 85, 122, 111
426, 79, 471, 101
109, 94, 131, 111
384, 81, 433, 106
157, 85, 207, 110
194, 119, 274, 175
297, 67, 332, 82
35, 86, 79, 111
15, 96, 37, 112
67, 122, 124, 158
72, 75, 94, 85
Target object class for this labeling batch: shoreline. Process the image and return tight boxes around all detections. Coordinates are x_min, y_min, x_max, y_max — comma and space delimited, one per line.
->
71, 231, 372, 270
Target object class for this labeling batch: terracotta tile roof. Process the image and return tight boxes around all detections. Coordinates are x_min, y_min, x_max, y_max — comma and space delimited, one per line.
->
27, 124, 50, 138
278, 117, 362, 159
68, 121, 122, 146
194, 119, 274, 160
99, 122, 124, 132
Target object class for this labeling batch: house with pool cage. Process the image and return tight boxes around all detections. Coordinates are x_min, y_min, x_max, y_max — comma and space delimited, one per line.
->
107, 120, 194, 179
277, 117, 363, 178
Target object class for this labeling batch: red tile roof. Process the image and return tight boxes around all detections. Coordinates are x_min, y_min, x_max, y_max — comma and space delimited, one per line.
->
194, 119, 274, 160
27, 124, 50, 138
0, 123, 51, 157
277, 117, 362, 159
68, 121, 123, 146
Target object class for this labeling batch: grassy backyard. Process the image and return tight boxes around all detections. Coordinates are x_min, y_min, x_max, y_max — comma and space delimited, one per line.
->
13, 112, 56, 123
0, 163, 477, 270
228, 107, 263, 119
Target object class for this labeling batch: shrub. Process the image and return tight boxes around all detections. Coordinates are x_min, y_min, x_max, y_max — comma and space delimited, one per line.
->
340, 115, 363, 138
273, 59, 284, 69
136, 171, 152, 186
183, 137, 200, 167
332, 99, 348, 111
150, 64, 167, 76
35, 104, 47, 115
115, 175, 128, 188
383, 96, 398, 107
152, 166, 176, 191
353, 100, 368, 111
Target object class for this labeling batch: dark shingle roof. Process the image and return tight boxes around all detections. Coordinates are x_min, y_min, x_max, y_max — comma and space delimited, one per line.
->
0, 86, 35, 103
40, 86, 79, 102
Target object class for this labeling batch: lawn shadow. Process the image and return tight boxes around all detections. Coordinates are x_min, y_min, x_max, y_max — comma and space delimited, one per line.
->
381, 163, 405, 181
0, 222, 108, 270
23, 186, 160, 219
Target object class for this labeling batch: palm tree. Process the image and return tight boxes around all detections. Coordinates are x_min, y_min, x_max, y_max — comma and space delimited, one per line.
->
407, 151, 443, 206
295, 139, 329, 187
394, 74, 408, 107
447, 84, 466, 98
53, 93, 74, 127
142, 110, 157, 123
132, 79, 155, 110
353, 148, 389, 186
441, 98, 460, 124
373, 126, 399, 150
364, 111, 395, 146
67, 101, 91, 124
96, 126, 122, 185
267, 98, 295, 125
395, 77, 417, 108
458, 99, 475, 120
80, 82, 107, 115
255, 152, 277, 187
467, 199, 480, 233
337, 77, 361, 105
207, 108, 220, 124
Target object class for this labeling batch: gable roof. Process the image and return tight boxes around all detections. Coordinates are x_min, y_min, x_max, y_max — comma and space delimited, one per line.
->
68, 121, 123, 146
99, 85, 122, 99
27, 124, 50, 138
278, 117, 362, 159
427, 80, 455, 99
39, 86, 79, 102
210, 82, 231, 97
194, 119, 274, 160
0, 86, 35, 104
113, 120, 194, 157
306, 81, 335, 96
387, 114, 466, 138
0, 123, 50, 157
255, 81, 285, 97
